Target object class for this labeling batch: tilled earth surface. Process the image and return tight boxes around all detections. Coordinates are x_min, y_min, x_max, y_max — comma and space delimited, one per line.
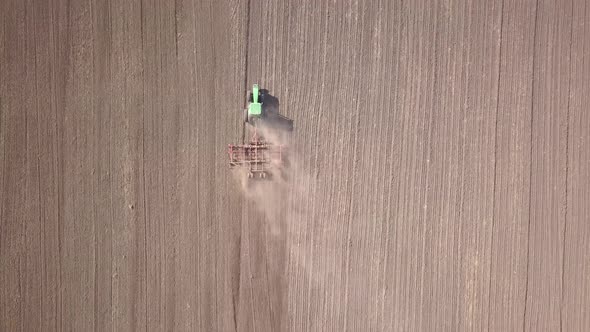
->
1, 0, 589, 331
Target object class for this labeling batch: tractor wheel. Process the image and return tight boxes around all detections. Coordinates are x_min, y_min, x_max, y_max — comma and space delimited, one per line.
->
247, 91, 253, 103
244, 108, 249, 123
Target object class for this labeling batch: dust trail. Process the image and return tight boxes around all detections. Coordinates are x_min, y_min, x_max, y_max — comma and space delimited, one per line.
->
232, 122, 350, 326
230, 122, 319, 329
232, 123, 309, 235
231, 123, 319, 271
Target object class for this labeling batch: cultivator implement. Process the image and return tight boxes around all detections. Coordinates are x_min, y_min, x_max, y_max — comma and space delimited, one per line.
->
228, 129, 284, 178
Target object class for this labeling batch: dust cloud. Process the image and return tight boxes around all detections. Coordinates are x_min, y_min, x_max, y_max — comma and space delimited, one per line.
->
232, 123, 310, 235
231, 123, 324, 280
231, 123, 355, 319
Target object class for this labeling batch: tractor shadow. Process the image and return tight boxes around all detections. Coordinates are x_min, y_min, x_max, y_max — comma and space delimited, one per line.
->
260, 89, 294, 132
260, 89, 280, 114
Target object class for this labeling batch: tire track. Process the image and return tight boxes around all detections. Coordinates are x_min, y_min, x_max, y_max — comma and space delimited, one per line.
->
563, 1, 590, 330
526, 0, 572, 329
489, 0, 537, 330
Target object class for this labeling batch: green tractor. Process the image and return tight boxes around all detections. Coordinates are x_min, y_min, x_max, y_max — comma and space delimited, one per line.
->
243, 83, 293, 131
244, 84, 265, 124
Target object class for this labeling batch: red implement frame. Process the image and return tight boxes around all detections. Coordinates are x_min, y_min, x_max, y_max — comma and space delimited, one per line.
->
228, 130, 284, 178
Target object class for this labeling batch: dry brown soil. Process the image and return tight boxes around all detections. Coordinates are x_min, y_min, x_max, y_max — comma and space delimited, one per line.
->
1, 0, 589, 331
